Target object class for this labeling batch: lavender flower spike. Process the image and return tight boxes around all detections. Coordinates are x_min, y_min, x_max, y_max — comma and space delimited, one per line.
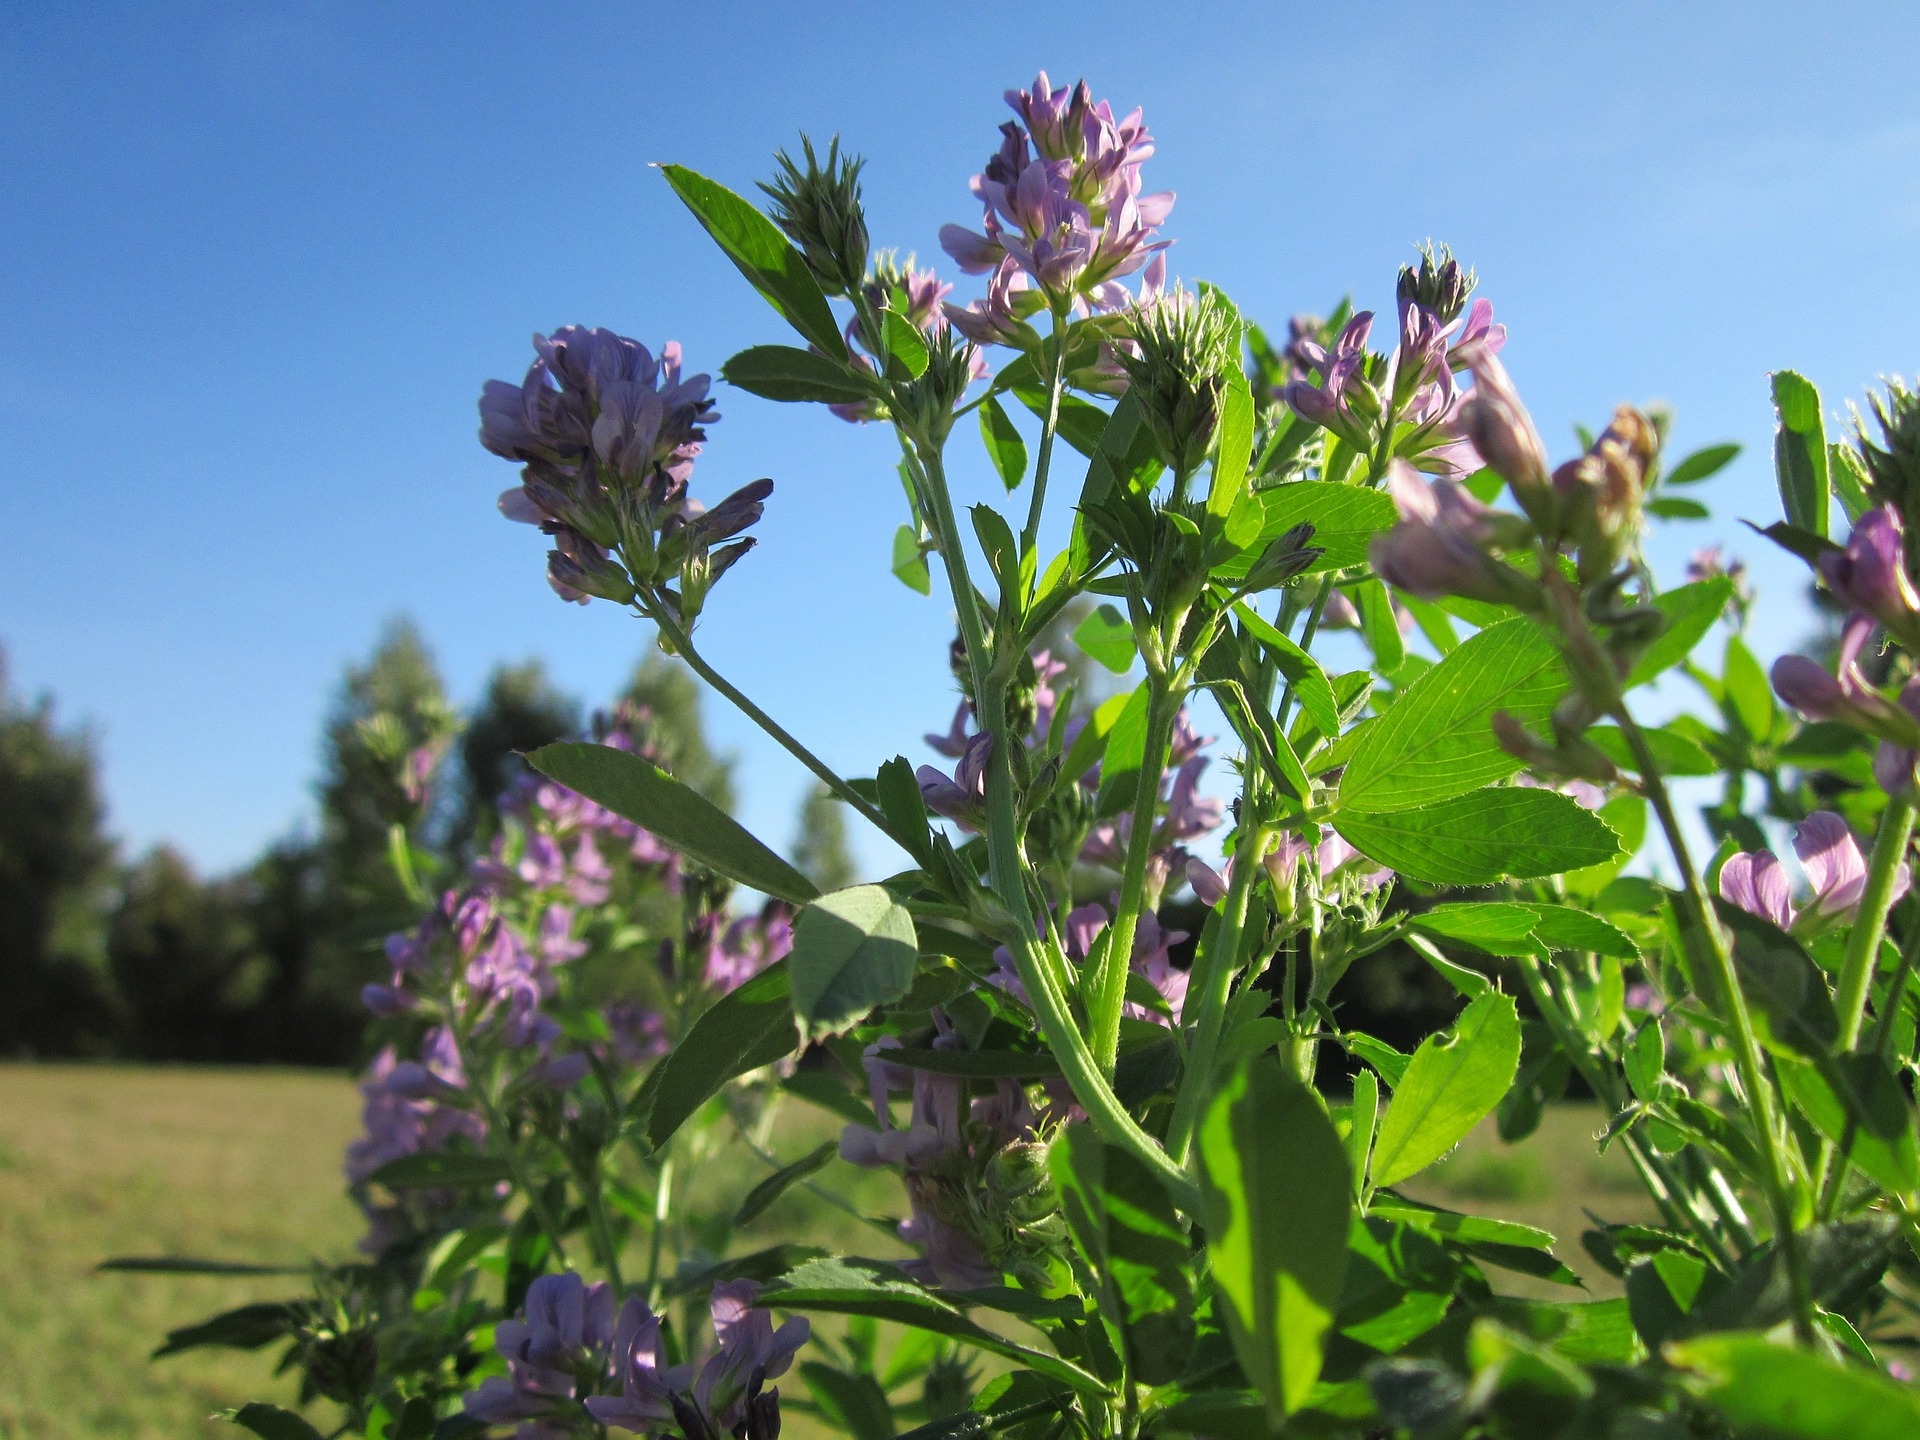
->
1719, 810, 1908, 935
917, 731, 992, 827
1460, 352, 1551, 504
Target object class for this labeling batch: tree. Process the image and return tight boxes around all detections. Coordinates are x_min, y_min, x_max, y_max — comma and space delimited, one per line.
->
0, 647, 118, 1056
107, 846, 261, 1061
451, 660, 581, 855
792, 782, 857, 892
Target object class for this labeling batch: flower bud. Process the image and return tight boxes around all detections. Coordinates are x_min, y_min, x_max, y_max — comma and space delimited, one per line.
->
1853, 377, 1920, 516
1461, 354, 1551, 512
1118, 284, 1237, 475
1395, 242, 1476, 326
760, 135, 870, 296
1817, 506, 1920, 643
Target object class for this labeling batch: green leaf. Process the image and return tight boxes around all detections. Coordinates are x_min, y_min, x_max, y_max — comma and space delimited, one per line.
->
1073, 603, 1136, 674
1520, 904, 1639, 958
884, 1047, 1060, 1079
646, 959, 797, 1148
763, 1259, 1102, 1394
1198, 1054, 1352, 1423
1623, 578, 1735, 689
891, 526, 931, 596
1831, 441, 1873, 522
802, 1363, 897, 1440
1019, 388, 1112, 458
883, 311, 930, 379
1671, 1333, 1920, 1440
1345, 1033, 1411, 1088
979, 396, 1028, 491
155, 1302, 306, 1358
367, 1152, 516, 1190
220, 1404, 324, 1440
1586, 723, 1716, 776
99, 1257, 304, 1276
1779, 1055, 1920, 1198
1409, 902, 1541, 957
1334, 787, 1622, 886
1772, 369, 1830, 538
1232, 603, 1339, 737
1346, 1069, 1379, 1193
1708, 901, 1838, 1058
660, 165, 844, 357
527, 743, 818, 906
1646, 496, 1710, 520
1059, 689, 1132, 787
736, 1142, 840, 1226
1337, 618, 1567, 812
1222, 482, 1396, 575
789, 885, 920, 1039
1354, 578, 1405, 673
722, 345, 872, 404
1723, 633, 1776, 742
1369, 992, 1522, 1188
1096, 682, 1151, 818
1663, 442, 1740, 487
1208, 371, 1255, 519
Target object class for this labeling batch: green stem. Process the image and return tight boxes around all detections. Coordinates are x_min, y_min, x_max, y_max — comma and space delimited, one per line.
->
582, 1167, 627, 1299
1834, 794, 1915, 1051
1021, 315, 1070, 555
1164, 823, 1265, 1165
648, 607, 894, 842
1612, 700, 1816, 1343
1274, 577, 1334, 734
1815, 792, 1916, 1214
644, 1147, 674, 1306
1087, 674, 1177, 1076
914, 440, 1198, 1211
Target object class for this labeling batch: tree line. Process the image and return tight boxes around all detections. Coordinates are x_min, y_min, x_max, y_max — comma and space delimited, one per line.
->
0, 621, 853, 1064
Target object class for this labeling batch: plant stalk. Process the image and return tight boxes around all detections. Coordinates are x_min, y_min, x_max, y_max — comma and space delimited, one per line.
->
1164, 822, 1265, 1165
1086, 674, 1177, 1076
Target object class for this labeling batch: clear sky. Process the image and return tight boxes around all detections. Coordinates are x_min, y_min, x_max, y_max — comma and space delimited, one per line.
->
4, 1, 1918, 875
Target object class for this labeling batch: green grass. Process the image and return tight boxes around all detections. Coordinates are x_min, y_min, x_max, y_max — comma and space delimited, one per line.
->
0, 1065, 1660, 1437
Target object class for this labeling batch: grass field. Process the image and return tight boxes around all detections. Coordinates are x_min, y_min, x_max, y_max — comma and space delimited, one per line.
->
0, 1066, 1656, 1438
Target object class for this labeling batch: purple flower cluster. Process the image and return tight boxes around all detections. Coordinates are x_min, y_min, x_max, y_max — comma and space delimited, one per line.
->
839, 1023, 1054, 1290
1719, 810, 1909, 936
940, 73, 1173, 333
828, 257, 990, 425
462, 1272, 808, 1440
1772, 511, 1920, 794
346, 731, 791, 1251
1282, 288, 1504, 476
480, 328, 770, 614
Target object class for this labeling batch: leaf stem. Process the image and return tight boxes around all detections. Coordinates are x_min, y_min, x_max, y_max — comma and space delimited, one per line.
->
1814, 791, 1916, 1213
1021, 311, 1070, 555
647, 605, 894, 842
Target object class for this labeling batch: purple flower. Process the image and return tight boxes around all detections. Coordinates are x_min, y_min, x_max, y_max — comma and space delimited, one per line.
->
941, 74, 1173, 317
1186, 855, 1228, 906
924, 701, 973, 759
918, 732, 992, 827
1283, 312, 1377, 447
1773, 613, 1920, 747
1369, 459, 1516, 604
1877, 678, 1920, 795
588, 1284, 808, 1437
1818, 506, 1920, 641
1460, 352, 1550, 500
1719, 810, 1908, 935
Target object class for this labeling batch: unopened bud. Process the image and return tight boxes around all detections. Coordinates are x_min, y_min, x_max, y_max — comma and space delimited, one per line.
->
1396, 242, 1476, 326
1853, 377, 1920, 515
1119, 284, 1238, 475
760, 135, 870, 296
1461, 355, 1551, 512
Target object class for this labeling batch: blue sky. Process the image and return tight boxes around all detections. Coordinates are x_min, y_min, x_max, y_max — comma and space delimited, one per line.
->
4, 2, 1918, 875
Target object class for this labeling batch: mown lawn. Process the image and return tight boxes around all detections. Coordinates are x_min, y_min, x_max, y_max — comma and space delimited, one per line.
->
0, 1065, 1655, 1437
